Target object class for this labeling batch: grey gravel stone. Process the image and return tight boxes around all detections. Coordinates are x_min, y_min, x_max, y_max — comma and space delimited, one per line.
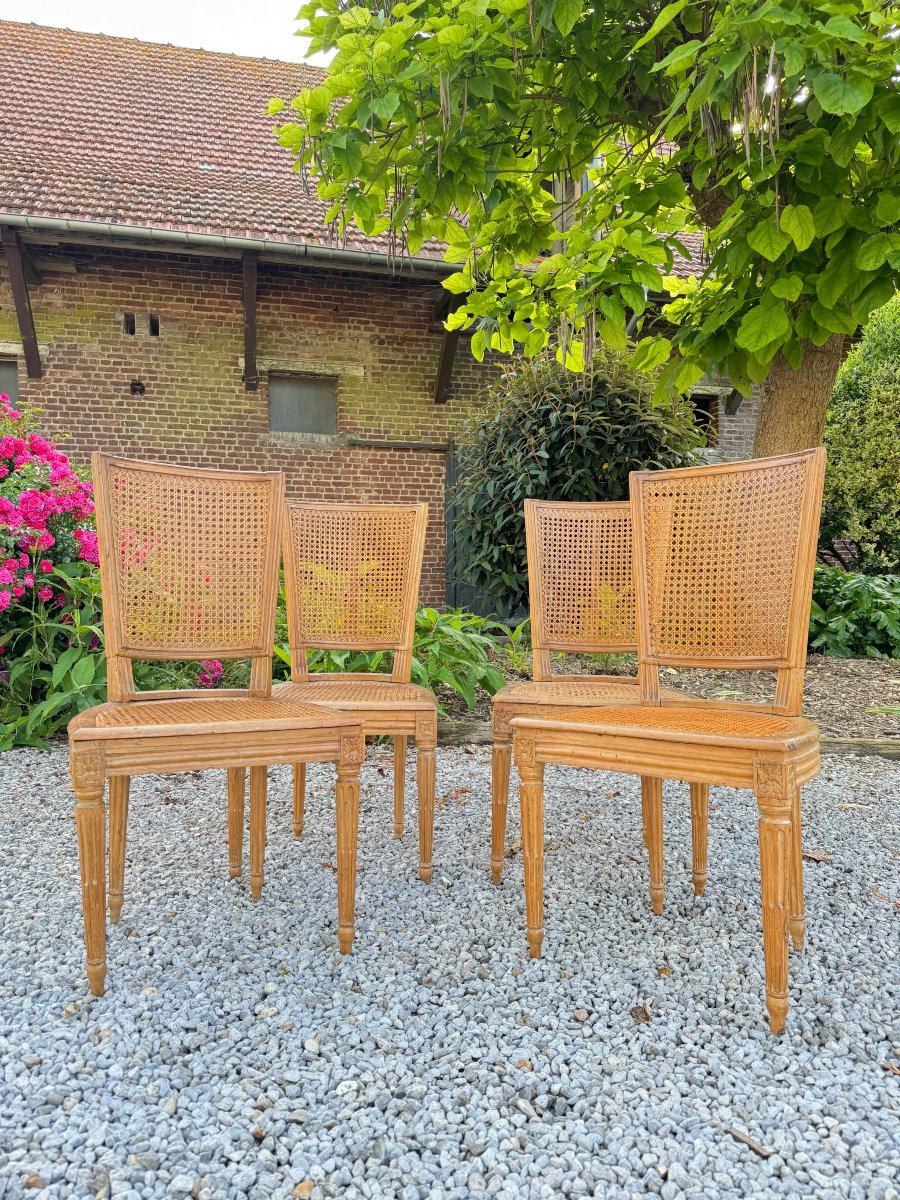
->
0, 747, 898, 1200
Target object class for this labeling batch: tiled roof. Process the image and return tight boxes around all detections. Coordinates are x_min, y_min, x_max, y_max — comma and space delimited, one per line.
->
0, 20, 702, 277
0, 20, 424, 257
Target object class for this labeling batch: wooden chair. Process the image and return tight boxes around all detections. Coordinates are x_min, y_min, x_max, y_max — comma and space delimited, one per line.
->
491, 500, 692, 885
273, 501, 437, 881
68, 456, 365, 996
511, 449, 826, 1032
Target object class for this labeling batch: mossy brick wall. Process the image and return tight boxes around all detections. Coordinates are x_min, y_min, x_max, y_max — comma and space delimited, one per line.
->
0, 248, 504, 604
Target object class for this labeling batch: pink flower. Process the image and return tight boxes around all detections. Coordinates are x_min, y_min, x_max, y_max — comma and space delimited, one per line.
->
0, 568, 12, 584
198, 659, 224, 688
39, 559, 52, 573
12, 585, 24, 598
22, 573, 34, 587
0, 590, 10, 612
74, 528, 99, 564
37, 585, 53, 602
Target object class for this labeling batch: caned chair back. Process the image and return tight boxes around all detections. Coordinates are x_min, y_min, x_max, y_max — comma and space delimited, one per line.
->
629, 448, 826, 715
92, 454, 284, 701
282, 502, 428, 682
524, 499, 636, 682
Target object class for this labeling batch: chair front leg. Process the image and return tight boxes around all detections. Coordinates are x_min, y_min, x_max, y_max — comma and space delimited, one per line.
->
641, 776, 665, 915
415, 713, 436, 883
788, 782, 806, 951
393, 735, 407, 838
690, 782, 709, 896
108, 775, 130, 922
755, 761, 793, 1033
517, 738, 545, 959
227, 767, 245, 878
71, 743, 107, 997
336, 734, 363, 954
248, 766, 267, 901
292, 763, 306, 838
491, 708, 512, 885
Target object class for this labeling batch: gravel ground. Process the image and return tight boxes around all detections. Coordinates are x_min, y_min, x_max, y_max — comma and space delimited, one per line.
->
1, 745, 898, 1200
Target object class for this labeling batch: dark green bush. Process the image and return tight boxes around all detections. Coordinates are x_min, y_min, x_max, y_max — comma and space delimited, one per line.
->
821, 296, 900, 574
452, 348, 703, 613
809, 566, 900, 659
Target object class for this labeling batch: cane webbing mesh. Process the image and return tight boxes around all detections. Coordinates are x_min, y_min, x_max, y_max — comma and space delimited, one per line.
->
275, 680, 433, 705
287, 505, 420, 648
638, 460, 808, 662
94, 698, 339, 728
532, 503, 635, 651
500, 680, 642, 703
104, 463, 275, 655
536, 705, 795, 738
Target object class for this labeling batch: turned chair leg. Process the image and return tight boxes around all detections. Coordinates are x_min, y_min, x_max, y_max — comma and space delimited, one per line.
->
755, 764, 792, 1033
227, 767, 245, 878
491, 732, 512, 885
393, 735, 407, 838
71, 746, 107, 997
788, 782, 806, 950
416, 723, 436, 883
108, 776, 130, 923
690, 782, 709, 896
519, 756, 545, 959
292, 763, 306, 838
641, 777, 665, 915
248, 766, 267, 901
336, 757, 361, 954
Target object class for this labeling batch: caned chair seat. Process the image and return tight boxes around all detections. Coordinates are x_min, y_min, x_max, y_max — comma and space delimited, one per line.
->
525, 704, 819, 749
493, 678, 691, 709
273, 679, 436, 712
71, 697, 357, 738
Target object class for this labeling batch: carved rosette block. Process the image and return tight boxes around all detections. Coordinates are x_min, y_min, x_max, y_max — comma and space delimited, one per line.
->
492, 705, 512, 740
415, 712, 437, 747
70, 745, 105, 796
514, 733, 537, 771
339, 733, 365, 769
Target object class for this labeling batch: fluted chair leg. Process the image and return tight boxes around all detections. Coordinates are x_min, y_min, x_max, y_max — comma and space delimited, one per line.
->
227, 767, 245, 878
108, 776, 130, 922
249, 766, 267, 901
690, 782, 709, 896
491, 733, 512, 885
393, 736, 407, 838
292, 763, 306, 838
519, 756, 545, 959
788, 783, 806, 950
641, 776, 665, 915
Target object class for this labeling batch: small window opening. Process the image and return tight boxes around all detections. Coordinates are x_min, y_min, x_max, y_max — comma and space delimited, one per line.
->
691, 393, 719, 447
0, 359, 18, 404
148, 313, 160, 337
130, 380, 145, 396
268, 374, 338, 436
123, 312, 136, 335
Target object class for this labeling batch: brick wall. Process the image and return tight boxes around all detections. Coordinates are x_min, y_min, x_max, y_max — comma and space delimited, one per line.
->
0, 247, 502, 604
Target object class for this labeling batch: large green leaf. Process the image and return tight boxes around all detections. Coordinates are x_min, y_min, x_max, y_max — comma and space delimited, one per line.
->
816, 254, 858, 310
812, 71, 874, 116
735, 304, 790, 352
780, 205, 816, 252
631, 0, 689, 52
553, 0, 582, 35
747, 219, 791, 262
650, 40, 701, 74
855, 233, 894, 272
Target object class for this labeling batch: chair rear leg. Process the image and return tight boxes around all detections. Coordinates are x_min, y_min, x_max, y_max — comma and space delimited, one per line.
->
788, 783, 806, 950
249, 766, 267, 901
393, 736, 407, 838
690, 782, 709, 896
336, 744, 362, 954
227, 767, 245, 878
292, 763, 306, 838
108, 775, 130, 922
519, 754, 545, 959
416, 715, 437, 883
491, 733, 512, 885
641, 776, 665, 915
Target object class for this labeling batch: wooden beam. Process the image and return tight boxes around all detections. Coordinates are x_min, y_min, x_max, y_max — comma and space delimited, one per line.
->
724, 389, 744, 417
433, 294, 465, 404
1, 227, 42, 378
242, 250, 259, 392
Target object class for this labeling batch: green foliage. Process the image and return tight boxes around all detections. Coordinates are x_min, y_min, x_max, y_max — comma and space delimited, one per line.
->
820, 296, 900, 574
452, 348, 702, 612
0, 563, 106, 750
274, 606, 507, 712
274, 0, 900, 405
809, 566, 900, 659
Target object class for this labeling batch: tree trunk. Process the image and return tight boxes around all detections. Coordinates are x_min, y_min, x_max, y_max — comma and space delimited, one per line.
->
753, 335, 846, 457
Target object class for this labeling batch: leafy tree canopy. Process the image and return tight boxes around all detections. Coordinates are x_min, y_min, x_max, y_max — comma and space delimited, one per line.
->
272, 0, 900, 430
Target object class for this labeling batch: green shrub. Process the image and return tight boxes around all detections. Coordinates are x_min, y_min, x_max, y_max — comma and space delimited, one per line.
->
453, 348, 703, 613
809, 566, 900, 659
821, 297, 900, 574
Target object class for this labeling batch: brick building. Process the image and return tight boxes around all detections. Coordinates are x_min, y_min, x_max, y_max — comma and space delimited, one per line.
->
0, 21, 756, 605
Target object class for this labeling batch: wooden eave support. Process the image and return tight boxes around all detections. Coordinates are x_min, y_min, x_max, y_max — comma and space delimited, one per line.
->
724, 389, 744, 417
1, 227, 42, 378
242, 250, 259, 392
433, 293, 465, 405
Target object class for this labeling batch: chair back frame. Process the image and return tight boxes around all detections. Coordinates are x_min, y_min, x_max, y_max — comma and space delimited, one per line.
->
629, 448, 826, 716
92, 454, 285, 703
282, 501, 429, 684
524, 498, 637, 683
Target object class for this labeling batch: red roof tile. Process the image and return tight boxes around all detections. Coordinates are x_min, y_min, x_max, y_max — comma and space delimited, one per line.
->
0, 20, 702, 277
